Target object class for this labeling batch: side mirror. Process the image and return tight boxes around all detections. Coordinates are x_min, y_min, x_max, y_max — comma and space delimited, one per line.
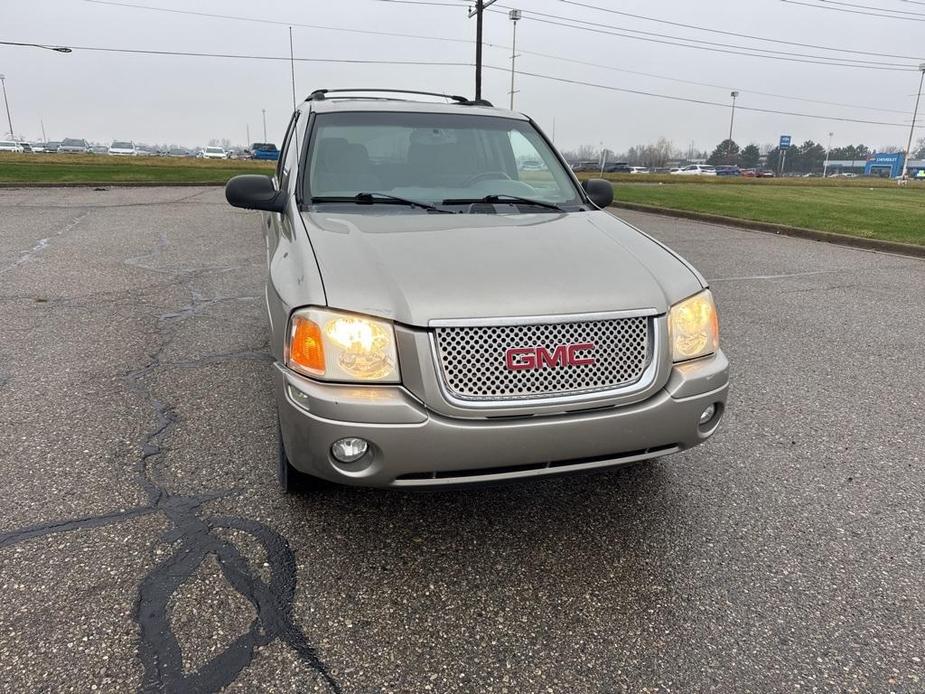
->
225, 174, 287, 213
582, 178, 614, 209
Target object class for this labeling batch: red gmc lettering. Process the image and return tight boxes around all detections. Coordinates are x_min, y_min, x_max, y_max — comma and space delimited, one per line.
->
505, 347, 537, 370
504, 343, 596, 370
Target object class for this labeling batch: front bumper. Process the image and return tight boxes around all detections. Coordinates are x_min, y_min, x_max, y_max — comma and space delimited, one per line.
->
274, 350, 728, 488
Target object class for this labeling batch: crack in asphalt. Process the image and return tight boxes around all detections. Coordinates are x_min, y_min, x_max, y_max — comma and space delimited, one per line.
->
0, 228, 341, 693
0, 209, 90, 275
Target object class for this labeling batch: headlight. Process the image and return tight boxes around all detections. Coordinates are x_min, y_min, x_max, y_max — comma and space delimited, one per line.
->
286, 308, 399, 383
668, 289, 719, 362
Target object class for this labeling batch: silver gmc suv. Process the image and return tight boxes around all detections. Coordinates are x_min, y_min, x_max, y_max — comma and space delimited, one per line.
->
225, 88, 728, 491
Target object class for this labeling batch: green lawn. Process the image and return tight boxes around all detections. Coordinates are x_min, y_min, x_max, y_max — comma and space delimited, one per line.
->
612, 182, 925, 246
0, 153, 274, 185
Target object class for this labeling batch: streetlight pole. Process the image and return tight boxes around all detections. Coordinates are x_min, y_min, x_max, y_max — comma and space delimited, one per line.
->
0, 75, 13, 140
262, 109, 267, 142
823, 131, 833, 178
727, 90, 739, 163
508, 9, 521, 110
901, 63, 925, 182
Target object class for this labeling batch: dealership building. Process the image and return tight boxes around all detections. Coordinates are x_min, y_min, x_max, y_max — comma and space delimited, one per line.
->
826, 152, 925, 177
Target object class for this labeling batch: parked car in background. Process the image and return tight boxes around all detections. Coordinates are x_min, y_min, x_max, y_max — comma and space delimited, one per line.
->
520, 159, 547, 171
252, 143, 280, 161
603, 162, 631, 173
672, 164, 717, 176
30, 142, 46, 153
200, 146, 229, 159
90, 144, 109, 154
756, 169, 776, 178
715, 166, 741, 176
20, 142, 34, 153
570, 161, 600, 172
628, 166, 649, 174
167, 147, 193, 157
109, 141, 137, 156
44, 141, 61, 153
58, 138, 91, 154
0, 141, 25, 153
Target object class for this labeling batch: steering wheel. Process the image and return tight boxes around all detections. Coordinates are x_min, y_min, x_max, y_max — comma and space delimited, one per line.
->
462, 171, 512, 186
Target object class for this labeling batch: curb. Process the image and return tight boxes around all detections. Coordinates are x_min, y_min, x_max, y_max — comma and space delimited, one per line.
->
0, 181, 226, 188
611, 202, 925, 260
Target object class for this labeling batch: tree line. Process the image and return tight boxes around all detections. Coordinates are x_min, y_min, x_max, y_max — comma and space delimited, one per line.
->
561, 136, 925, 174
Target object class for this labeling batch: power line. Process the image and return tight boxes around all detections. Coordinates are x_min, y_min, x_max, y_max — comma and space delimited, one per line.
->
545, 0, 925, 61
516, 48, 915, 114
81, 0, 482, 46
84, 0, 917, 69
500, 7, 916, 67
514, 14, 918, 70
779, 0, 925, 20
810, 0, 925, 16
0, 40, 472, 67
482, 65, 908, 127
71, 0, 921, 108
2, 37, 910, 127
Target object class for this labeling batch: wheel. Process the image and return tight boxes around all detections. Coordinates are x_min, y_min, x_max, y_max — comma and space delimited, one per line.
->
277, 417, 313, 494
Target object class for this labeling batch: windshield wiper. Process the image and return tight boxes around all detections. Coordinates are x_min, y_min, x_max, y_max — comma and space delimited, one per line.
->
311, 192, 452, 213
441, 194, 565, 211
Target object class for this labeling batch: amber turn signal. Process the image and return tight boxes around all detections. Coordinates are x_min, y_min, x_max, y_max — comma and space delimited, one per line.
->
288, 314, 325, 376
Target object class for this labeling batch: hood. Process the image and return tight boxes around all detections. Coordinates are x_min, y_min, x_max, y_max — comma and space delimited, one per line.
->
301, 209, 704, 327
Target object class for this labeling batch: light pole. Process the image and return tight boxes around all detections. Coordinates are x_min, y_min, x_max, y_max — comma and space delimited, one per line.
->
727, 90, 739, 164
901, 62, 925, 181
508, 9, 521, 110
0, 75, 13, 140
823, 131, 833, 178
0, 43, 71, 141
262, 109, 267, 142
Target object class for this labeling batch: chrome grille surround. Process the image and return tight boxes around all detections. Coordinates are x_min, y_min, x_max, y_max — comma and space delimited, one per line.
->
431, 310, 656, 406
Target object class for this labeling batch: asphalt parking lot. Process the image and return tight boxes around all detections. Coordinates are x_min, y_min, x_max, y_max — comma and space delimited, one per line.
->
0, 186, 923, 693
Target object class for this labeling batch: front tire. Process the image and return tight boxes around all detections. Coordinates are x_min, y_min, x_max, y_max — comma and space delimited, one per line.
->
277, 417, 313, 494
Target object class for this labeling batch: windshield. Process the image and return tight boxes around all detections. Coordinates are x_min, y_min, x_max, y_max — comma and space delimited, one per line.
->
206, 147, 224, 153
304, 112, 581, 210
112, 141, 133, 149
62, 139, 85, 146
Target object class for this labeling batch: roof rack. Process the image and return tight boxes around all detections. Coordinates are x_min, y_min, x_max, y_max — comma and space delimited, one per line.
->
307, 89, 493, 107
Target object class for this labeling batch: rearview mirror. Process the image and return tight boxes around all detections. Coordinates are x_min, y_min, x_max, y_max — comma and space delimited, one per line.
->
582, 178, 614, 209
225, 175, 286, 213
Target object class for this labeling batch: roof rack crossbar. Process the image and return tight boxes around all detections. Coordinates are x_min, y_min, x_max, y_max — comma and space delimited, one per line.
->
307, 89, 492, 107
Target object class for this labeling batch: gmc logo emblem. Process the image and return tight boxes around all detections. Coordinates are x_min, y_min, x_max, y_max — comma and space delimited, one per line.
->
505, 343, 596, 371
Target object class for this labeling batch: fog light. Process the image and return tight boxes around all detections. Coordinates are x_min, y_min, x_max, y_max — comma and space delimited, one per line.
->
331, 437, 369, 464
699, 404, 716, 425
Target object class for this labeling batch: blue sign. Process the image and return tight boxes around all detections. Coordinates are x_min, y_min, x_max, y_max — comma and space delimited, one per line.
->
779, 135, 792, 150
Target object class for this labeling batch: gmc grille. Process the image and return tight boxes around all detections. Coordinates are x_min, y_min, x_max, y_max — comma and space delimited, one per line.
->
433, 315, 651, 402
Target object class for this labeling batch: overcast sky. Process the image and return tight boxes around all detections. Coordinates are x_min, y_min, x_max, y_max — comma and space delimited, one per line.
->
2, 0, 920, 153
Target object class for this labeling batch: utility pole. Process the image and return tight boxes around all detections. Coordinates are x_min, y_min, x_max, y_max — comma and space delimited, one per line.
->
823, 131, 833, 178
262, 109, 267, 142
508, 9, 521, 109
901, 62, 925, 182
469, 0, 498, 100
40, 119, 47, 143
246, 124, 250, 148
0, 75, 13, 140
727, 90, 738, 164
